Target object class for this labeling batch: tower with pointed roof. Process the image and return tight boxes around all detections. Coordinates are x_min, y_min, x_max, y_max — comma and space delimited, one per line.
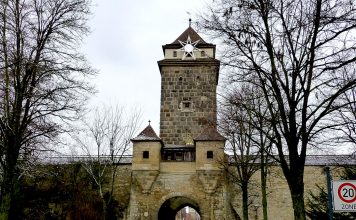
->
128, 25, 235, 220
158, 26, 220, 146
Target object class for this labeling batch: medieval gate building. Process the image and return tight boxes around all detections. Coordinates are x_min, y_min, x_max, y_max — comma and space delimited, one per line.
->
127, 26, 236, 219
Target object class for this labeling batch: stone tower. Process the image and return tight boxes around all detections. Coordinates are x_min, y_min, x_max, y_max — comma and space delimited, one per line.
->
128, 25, 235, 220
158, 26, 220, 146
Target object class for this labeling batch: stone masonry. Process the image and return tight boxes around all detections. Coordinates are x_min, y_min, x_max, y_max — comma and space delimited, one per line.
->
126, 26, 232, 220
158, 62, 219, 145
122, 25, 351, 220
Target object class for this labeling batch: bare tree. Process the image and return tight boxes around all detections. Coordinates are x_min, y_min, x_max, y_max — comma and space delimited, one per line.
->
0, 0, 95, 218
255, 105, 273, 220
220, 84, 273, 220
220, 97, 259, 220
234, 84, 274, 220
72, 104, 141, 219
336, 84, 356, 147
199, 1, 356, 219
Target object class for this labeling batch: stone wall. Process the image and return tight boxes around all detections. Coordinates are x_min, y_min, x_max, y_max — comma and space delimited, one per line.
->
132, 141, 161, 170
112, 165, 132, 217
159, 62, 219, 145
160, 162, 196, 172
112, 164, 343, 220
195, 141, 225, 171
227, 165, 343, 220
127, 169, 231, 220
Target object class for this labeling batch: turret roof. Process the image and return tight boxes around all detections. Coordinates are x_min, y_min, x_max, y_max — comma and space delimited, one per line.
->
171, 26, 207, 44
131, 124, 161, 141
161, 26, 215, 55
194, 126, 226, 141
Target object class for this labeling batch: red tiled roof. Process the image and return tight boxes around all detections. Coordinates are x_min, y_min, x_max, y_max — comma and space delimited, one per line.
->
132, 125, 161, 141
194, 126, 226, 141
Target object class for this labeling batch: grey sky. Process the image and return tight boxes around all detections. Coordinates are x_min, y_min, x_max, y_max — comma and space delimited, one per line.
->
82, 0, 208, 133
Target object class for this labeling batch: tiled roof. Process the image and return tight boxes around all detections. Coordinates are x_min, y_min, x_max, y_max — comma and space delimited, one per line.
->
228, 155, 356, 166
36, 154, 356, 166
131, 125, 161, 141
194, 126, 226, 141
38, 155, 133, 165
171, 26, 208, 45
304, 155, 356, 166
38, 155, 356, 166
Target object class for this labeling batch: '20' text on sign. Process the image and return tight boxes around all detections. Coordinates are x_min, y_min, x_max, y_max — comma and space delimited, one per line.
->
333, 180, 356, 212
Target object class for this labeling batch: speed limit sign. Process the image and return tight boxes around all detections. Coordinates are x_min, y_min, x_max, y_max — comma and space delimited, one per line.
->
333, 180, 356, 212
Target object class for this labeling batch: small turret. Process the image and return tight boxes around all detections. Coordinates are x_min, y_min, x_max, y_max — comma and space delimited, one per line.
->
131, 123, 162, 171
194, 126, 225, 171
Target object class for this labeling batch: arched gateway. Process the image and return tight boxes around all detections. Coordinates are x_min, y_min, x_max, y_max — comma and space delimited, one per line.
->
127, 25, 237, 219
158, 196, 200, 220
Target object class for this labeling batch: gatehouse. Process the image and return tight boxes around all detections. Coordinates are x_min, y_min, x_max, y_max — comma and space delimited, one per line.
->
127, 25, 236, 219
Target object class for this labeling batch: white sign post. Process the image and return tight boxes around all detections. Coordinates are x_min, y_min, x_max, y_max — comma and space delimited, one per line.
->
333, 180, 356, 212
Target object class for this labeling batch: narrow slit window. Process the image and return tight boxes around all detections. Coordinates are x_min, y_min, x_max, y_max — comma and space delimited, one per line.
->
201, 51, 206, 57
143, 151, 149, 159
207, 151, 213, 159
173, 51, 177, 57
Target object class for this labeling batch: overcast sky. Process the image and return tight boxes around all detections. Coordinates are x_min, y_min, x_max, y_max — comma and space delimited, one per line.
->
81, 0, 211, 133
61, 0, 350, 156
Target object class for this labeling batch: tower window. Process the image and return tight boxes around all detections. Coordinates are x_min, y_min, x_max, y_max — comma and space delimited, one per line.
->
179, 101, 193, 112
173, 51, 177, 57
207, 151, 213, 159
143, 151, 149, 159
201, 51, 206, 57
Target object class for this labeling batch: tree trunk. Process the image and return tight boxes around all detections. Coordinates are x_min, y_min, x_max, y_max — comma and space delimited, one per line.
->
260, 156, 268, 220
102, 200, 107, 220
0, 138, 20, 220
290, 188, 306, 220
286, 171, 306, 220
0, 168, 16, 220
242, 181, 249, 220
0, 192, 11, 220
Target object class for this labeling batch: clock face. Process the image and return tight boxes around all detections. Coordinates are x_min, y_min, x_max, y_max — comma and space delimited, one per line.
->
178, 35, 200, 60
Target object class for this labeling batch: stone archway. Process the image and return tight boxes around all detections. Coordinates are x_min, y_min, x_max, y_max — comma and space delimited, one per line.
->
158, 196, 201, 220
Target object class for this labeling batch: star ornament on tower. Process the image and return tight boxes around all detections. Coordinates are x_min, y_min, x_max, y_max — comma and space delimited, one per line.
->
178, 35, 200, 60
